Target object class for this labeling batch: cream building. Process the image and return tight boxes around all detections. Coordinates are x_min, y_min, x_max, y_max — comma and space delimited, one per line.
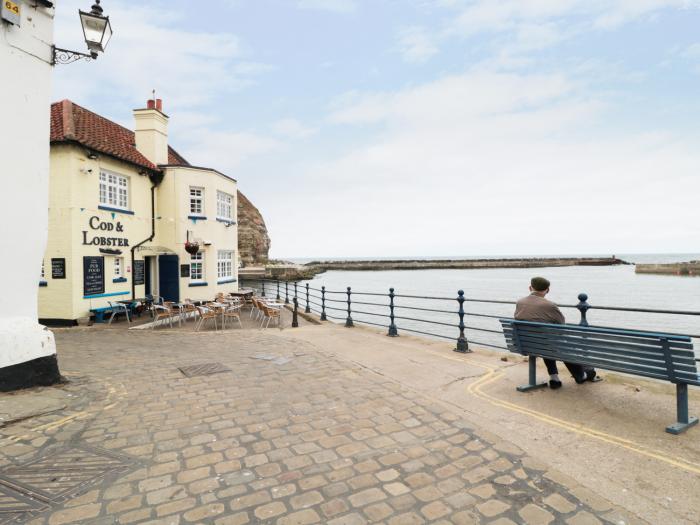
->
40, 99, 238, 324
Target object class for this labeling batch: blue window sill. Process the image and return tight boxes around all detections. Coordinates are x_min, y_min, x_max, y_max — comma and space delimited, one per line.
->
189, 215, 207, 221
113, 277, 128, 283
217, 278, 237, 284
83, 291, 130, 299
189, 282, 208, 287
216, 218, 236, 225
39, 281, 48, 287
98, 205, 134, 215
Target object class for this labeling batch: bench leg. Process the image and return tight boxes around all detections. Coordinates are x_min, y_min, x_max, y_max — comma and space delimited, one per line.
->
517, 356, 548, 392
666, 383, 698, 435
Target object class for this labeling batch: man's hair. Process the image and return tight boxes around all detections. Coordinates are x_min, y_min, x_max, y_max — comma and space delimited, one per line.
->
531, 276, 550, 292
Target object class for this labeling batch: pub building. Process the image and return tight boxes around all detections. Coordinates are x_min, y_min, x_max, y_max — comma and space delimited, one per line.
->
39, 99, 239, 324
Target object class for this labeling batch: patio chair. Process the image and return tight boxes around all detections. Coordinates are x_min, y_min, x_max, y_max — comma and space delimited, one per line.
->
222, 303, 243, 329
182, 299, 198, 323
107, 301, 131, 325
195, 305, 218, 331
260, 304, 281, 329
151, 304, 173, 329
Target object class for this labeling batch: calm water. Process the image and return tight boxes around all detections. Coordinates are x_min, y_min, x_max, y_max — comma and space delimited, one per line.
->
289, 255, 700, 354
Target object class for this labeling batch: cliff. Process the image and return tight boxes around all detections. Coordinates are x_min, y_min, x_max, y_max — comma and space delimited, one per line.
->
237, 191, 271, 266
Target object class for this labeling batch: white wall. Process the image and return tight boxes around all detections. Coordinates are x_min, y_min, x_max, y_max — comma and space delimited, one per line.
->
0, 3, 56, 367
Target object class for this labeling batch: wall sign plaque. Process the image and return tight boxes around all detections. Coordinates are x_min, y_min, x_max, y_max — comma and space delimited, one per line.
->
83, 256, 105, 296
133, 260, 145, 286
180, 264, 190, 278
51, 258, 66, 279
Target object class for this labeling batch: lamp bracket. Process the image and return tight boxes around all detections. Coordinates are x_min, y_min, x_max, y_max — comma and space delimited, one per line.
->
51, 45, 96, 66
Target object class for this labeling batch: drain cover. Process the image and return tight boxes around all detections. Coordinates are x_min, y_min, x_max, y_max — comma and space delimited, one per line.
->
0, 445, 134, 503
179, 363, 231, 377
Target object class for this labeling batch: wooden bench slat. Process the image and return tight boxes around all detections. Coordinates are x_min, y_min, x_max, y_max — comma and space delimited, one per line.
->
503, 323, 694, 351
508, 331, 698, 368
512, 336, 699, 376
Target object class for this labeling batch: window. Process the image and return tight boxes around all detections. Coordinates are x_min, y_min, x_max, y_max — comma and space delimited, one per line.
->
99, 171, 128, 210
114, 257, 123, 277
189, 187, 204, 216
217, 251, 233, 280
217, 191, 233, 220
190, 251, 204, 282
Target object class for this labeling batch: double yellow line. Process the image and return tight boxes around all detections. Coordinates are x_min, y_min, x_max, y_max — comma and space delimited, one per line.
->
430, 350, 700, 475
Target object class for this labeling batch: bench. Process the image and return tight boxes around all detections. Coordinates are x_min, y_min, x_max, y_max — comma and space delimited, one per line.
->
89, 306, 113, 323
499, 319, 699, 434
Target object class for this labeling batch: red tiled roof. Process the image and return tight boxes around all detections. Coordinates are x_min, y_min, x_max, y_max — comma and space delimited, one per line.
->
50, 100, 190, 171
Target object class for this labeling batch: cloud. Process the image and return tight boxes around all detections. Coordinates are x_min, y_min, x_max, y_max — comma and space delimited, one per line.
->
270, 66, 700, 257
272, 119, 318, 139
396, 26, 439, 63
296, 0, 357, 14
52, 1, 272, 114
179, 129, 283, 176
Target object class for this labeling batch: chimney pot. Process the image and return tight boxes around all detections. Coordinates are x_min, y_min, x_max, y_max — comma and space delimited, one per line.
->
147, 99, 155, 109
156, 99, 163, 111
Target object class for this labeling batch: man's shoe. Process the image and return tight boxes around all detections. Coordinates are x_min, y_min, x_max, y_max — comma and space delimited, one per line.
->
574, 373, 587, 384
549, 379, 562, 389
587, 370, 599, 382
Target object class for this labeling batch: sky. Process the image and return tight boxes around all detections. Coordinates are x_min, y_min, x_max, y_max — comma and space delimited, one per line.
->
53, 0, 700, 259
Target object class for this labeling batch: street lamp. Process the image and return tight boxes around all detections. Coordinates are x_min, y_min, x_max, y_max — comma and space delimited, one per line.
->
52, 1, 113, 65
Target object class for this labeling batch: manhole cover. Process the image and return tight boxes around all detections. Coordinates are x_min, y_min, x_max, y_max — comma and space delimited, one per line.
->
179, 363, 231, 377
0, 445, 135, 503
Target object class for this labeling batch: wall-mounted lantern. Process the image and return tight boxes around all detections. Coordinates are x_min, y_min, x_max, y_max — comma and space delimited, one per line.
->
52, 1, 113, 65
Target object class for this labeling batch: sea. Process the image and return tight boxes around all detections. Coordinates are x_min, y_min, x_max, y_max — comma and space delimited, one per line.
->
286, 254, 700, 354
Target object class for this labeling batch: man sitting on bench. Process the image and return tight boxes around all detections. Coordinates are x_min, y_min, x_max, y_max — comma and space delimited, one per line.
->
514, 277, 597, 389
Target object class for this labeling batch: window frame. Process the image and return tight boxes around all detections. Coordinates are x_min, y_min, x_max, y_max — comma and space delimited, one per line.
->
216, 191, 234, 221
190, 251, 205, 282
217, 250, 234, 280
99, 170, 129, 211
114, 257, 123, 277
189, 186, 205, 216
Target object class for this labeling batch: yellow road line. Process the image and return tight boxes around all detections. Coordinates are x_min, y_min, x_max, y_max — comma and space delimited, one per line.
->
423, 349, 700, 475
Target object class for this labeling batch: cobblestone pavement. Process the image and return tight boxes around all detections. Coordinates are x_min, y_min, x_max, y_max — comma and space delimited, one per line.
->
0, 328, 638, 524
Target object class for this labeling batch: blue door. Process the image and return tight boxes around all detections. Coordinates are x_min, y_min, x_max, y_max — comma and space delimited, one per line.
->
158, 255, 180, 302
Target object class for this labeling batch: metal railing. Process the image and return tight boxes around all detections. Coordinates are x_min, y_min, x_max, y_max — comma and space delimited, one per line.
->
241, 278, 700, 355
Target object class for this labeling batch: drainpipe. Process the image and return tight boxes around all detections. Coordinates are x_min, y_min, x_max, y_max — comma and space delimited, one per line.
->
131, 171, 163, 300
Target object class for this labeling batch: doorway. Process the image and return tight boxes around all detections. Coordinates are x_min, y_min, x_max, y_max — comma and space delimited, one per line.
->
158, 254, 179, 302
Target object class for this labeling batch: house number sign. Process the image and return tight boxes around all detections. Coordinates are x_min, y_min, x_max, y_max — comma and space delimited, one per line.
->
1, 1, 21, 26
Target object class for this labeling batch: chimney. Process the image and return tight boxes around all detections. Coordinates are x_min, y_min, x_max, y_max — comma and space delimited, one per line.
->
133, 98, 169, 165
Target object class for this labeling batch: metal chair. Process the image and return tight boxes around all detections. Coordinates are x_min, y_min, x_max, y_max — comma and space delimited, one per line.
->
107, 301, 130, 325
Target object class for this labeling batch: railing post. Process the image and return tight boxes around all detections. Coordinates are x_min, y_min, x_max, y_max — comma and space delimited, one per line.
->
262, 280, 266, 298
454, 289, 470, 353
276, 279, 281, 300
321, 286, 327, 321
345, 287, 354, 327
294, 281, 298, 305
576, 293, 590, 326
292, 297, 299, 328
387, 287, 398, 337
285, 281, 290, 304
305, 283, 311, 313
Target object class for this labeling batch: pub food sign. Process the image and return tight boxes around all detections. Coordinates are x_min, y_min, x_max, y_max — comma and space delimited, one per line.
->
83, 256, 105, 297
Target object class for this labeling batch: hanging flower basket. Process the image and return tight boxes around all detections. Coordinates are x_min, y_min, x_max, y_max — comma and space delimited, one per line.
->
184, 241, 200, 255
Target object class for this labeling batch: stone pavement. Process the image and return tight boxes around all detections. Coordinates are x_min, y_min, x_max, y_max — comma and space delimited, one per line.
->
0, 327, 639, 524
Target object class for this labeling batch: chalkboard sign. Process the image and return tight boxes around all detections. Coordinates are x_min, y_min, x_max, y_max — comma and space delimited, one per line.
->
180, 264, 190, 278
133, 260, 145, 286
83, 256, 104, 296
51, 258, 66, 279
